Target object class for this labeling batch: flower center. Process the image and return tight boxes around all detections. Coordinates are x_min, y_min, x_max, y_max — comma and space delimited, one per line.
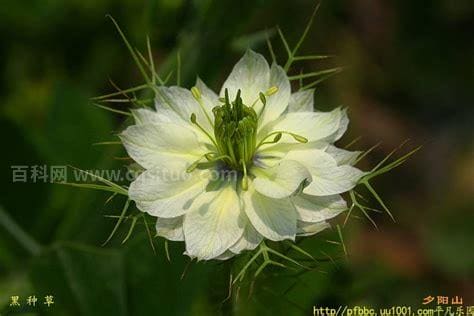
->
187, 86, 308, 190
213, 89, 257, 172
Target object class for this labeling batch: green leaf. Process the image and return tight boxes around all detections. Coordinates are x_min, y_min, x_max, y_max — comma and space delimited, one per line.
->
56, 182, 127, 195
93, 103, 132, 116
67, 166, 128, 196
102, 199, 131, 246
92, 84, 150, 101
106, 15, 152, 85
288, 67, 343, 81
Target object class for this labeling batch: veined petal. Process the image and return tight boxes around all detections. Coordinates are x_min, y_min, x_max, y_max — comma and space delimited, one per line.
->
243, 182, 297, 241
258, 107, 343, 144
256, 64, 291, 130
285, 149, 365, 196
291, 194, 347, 222
183, 181, 244, 260
155, 86, 213, 132
255, 141, 328, 168
252, 160, 311, 199
326, 145, 361, 166
156, 216, 184, 241
129, 169, 210, 218
323, 108, 349, 142
120, 122, 205, 170
287, 89, 314, 112
195, 77, 219, 114
130, 108, 182, 126
220, 50, 270, 106
229, 217, 263, 254
297, 221, 330, 236
131, 108, 161, 125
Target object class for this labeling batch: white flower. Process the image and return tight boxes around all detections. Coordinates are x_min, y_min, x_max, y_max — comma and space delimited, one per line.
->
120, 50, 365, 260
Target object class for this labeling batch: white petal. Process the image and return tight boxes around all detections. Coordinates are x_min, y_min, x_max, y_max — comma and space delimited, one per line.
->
326, 145, 361, 166
297, 221, 330, 236
256, 64, 291, 129
215, 251, 236, 261
324, 108, 349, 142
285, 149, 365, 196
183, 181, 244, 260
120, 122, 205, 170
229, 218, 263, 254
131, 108, 161, 125
252, 160, 311, 199
195, 78, 219, 114
255, 141, 328, 168
243, 182, 297, 241
131, 107, 185, 126
258, 108, 343, 144
155, 217, 184, 241
220, 50, 270, 106
155, 86, 213, 132
291, 194, 347, 222
287, 89, 314, 112
129, 169, 210, 218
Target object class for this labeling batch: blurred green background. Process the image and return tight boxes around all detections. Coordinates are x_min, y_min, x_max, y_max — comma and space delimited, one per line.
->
1, 0, 473, 315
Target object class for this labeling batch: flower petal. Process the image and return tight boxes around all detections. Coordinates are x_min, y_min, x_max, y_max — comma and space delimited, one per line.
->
215, 251, 236, 261
255, 141, 328, 168
220, 50, 270, 106
252, 160, 311, 199
297, 221, 330, 236
243, 182, 297, 241
195, 77, 219, 114
323, 108, 349, 142
131, 108, 182, 126
120, 122, 205, 170
285, 149, 365, 196
129, 169, 210, 218
183, 181, 244, 260
291, 194, 347, 222
155, 216, 184, 241
258, 107, 343, 144
326, 145, 361, 166
256, 64, 291, 130
155, 86, 213, 132
131, 108, 160, 125
229, 218, 263, 254
287, 89, 314, 112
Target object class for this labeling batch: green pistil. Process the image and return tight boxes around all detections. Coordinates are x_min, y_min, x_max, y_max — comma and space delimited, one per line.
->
213, 89, 258, 171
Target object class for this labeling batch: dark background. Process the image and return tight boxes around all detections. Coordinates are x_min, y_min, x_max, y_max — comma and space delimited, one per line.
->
0, 0, 473, 315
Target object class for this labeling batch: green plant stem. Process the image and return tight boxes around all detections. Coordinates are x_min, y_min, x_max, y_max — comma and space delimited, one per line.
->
0, 206, 42, 256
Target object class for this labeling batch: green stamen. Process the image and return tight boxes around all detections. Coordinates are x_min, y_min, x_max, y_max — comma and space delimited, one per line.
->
191, 86, 201, 99
190, 113, 218, 148
257, 92, 267, 120
265, 86, 278, 96
256, 131, 308, 150
241, 160, 249, 191
186, 152, 237, 173
191, 86, 213, 126
259, 132, 282, 147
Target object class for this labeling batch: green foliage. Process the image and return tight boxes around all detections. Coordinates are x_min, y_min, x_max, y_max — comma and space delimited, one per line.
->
1, 0, 472, 314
